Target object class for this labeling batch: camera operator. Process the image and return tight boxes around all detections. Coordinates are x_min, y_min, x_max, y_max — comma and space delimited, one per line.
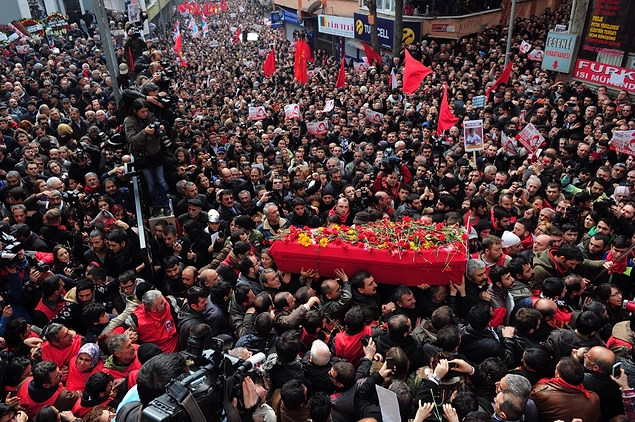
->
123, 28, 149, 75
67, 141, 102, 189
124, 99, 170, 217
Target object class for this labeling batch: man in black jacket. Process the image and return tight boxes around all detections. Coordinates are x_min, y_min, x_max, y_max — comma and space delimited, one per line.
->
458, 303, 503, 364
501, 308, 542, 369
582, 346, 624, 421
177, 287, 208, 350
375, 314, 424, 371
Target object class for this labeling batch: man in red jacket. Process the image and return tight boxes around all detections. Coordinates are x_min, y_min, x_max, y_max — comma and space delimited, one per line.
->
127, 290, 179, 353
39, 323, 83, 376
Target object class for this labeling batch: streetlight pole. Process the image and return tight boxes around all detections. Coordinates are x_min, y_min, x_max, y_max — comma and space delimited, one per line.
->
93, 0, 121, 104
504, 0, 516, 66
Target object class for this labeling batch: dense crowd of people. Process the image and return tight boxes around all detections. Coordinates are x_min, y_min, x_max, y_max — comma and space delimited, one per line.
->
0, 0, 634, 421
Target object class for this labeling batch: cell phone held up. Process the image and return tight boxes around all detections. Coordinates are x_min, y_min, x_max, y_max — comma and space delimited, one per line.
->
612, 362, 622, 379
361, 335, 371, 347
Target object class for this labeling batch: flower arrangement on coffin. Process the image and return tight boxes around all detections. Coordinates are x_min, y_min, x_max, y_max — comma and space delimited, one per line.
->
273, 217, 468, 270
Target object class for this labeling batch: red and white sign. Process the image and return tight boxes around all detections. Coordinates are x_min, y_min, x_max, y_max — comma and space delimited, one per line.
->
284, 104, 301, 119
574, 59, 635, 93
365, 109, 384, 124
353, 62, 369, 73
528, 49, 543, 61
307, 121, 329, 135
323, 100, 334, 113
501, 132, 518, 154
517, 123, 543, 154
519, 41, 531, 54
248, 106, 267, 121
611, 130, 635, 156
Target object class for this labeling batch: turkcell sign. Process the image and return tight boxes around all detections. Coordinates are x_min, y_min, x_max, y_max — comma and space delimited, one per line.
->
353, 13, 420, 50
542, 32, 576, 73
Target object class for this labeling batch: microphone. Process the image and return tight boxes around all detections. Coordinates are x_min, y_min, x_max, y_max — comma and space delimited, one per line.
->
234, 352, 266, 376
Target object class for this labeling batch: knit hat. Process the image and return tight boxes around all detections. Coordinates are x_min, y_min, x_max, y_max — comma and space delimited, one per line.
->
78, 343, 101, 369
234, 215, 255, 230
57, 123, 73, 136
501, 231, 521, 249
137, 343, 163, 364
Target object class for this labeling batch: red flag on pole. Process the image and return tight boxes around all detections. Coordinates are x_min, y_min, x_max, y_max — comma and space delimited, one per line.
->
486, 61, 513, 98
264, 49, 276, 77
362, 42, 382, 67
234, 27, 241, 43
335, 57, 346, 89
402, 49, 433, 94
437, 84, 459, 135
294, 39, 309, 84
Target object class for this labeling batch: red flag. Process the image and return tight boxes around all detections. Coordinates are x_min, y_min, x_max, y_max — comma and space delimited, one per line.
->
335, 57, 346, 89
193, 4, 201, 15
362, 42, 382, 67
264, 49, 276, 77
178, 52, 188, 68
402, 49, 433, 94
486, 61, 513, 98
177, 4, 187, 13
294, 39, 309, 84
437, 84, 459, 135
234, 27, 241, 43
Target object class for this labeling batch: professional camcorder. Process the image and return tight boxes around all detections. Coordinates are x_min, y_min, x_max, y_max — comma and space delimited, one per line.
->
141, 334, 265, 422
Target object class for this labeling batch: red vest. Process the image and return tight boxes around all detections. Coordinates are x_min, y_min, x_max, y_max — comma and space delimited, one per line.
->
66, 358, 104, 392
103, 356, 142, 379
72, 398, 114, 418
133, 302, 179, 353
34, 299, 64, 320
41, 334, 82, 368
17, 378, 63, 419
334, 325, 372, 366
128, 369, 140, 388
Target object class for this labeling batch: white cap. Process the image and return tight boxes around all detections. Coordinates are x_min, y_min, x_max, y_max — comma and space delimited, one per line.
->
501, 231, 521, 249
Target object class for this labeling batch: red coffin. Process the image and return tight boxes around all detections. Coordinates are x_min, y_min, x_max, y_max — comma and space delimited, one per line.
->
269, 240, 467, 286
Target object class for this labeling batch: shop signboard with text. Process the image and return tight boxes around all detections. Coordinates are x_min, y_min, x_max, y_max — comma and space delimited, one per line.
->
353, 13, 421, 50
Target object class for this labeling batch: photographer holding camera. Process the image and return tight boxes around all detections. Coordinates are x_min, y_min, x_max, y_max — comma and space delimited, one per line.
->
124, 99, 170, 217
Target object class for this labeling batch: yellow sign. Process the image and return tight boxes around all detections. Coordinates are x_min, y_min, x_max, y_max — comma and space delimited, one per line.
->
402, 27, 415, 44
355, 19, 364, 35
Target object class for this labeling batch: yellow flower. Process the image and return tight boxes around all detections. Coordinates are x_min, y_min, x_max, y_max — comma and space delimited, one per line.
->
298, 234, 313, 247
319, 238, 328, 248
409, 241, 419, 251
348, 229, 356, 235
423, 240, 434, 249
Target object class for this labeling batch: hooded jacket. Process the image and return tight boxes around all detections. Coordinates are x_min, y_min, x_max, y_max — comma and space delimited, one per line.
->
375, 332, 425, 371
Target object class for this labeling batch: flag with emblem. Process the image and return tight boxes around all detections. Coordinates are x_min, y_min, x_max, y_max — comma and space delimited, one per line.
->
294, 38, 310, 84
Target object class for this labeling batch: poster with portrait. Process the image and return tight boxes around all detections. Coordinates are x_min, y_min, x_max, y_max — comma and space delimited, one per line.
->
284, 104, 301, 119
248, 106, 267, 121
611, 130, 635, 156
307, 121, 329, 135
463, 120, 485, 151
365, 109, 384, 124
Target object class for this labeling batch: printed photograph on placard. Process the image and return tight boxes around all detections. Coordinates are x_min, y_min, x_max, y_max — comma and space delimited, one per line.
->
463, 120, 485, 151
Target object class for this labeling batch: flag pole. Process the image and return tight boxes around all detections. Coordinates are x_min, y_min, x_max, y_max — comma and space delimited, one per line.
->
504, 0, 516, 66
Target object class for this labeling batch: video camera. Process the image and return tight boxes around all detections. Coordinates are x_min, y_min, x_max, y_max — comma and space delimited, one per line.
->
141, 334, 265, 422
0, 241, 24, 268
